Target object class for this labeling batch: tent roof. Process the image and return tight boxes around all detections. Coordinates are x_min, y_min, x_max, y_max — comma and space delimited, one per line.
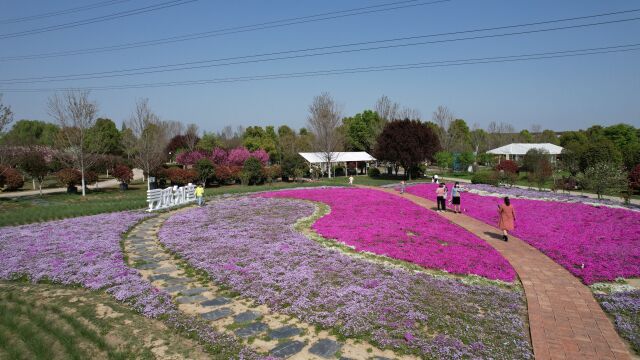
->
487, 143, 564, 155
299, 152, 376, 163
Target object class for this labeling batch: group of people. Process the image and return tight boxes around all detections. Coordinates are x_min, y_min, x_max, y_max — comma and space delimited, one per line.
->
400, 178, 516, 242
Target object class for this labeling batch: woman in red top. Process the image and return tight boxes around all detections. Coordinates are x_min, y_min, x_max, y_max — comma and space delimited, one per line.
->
498, 197, 515, 242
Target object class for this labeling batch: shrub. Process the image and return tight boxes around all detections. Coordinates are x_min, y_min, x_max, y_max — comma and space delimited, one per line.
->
368, 167, 381, 177
242, 157, 264, 185
334, 166, 345, 177
263, 165, 281, 183
195, 158, 215, 185
84, 170, 99, 185
434, 151, 453, 170
471, 171, 499, 186
0, 166, 24, 190
112, 164, 133, 184
166, 168, 198, 186
630, 164, 640, 192
477, 153, 495, 167
55, 168, 82, 187
495, 160, 518, 174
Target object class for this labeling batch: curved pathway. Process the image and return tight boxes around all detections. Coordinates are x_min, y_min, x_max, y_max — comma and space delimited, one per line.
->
359, 185, 634, 360
125, 209, 416, 360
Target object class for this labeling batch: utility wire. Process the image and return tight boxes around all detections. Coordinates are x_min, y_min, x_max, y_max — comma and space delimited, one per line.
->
1, 13, 639, 85
0, 0, 198, 40
0, 0, 133, 25
0, 0, 451, 60
1, 44, 638, 92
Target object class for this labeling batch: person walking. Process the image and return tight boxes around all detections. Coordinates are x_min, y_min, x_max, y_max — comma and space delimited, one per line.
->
195, 184, 205, 206
498, 197, 516, 241
435, 183, 447, 212
399, 180, 406, 194
450, 181, 464, 213
348, 176, 354, 186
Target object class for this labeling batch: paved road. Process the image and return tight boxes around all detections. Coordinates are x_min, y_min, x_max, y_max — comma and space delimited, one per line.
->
0, 169, 145, 198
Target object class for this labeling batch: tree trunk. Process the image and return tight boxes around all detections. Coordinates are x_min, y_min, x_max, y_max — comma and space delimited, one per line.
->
32, 178, 36, 190
81, 169, 86, 197
38, 181, 42, 196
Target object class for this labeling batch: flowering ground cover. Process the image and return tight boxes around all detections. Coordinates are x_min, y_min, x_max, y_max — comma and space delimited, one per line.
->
0, 212, 256, 359
596, 289, 640, 353
159, 196, 533, 359
406, 183, 640, 285
262, 187, 516, 282
466, 183, 639, 209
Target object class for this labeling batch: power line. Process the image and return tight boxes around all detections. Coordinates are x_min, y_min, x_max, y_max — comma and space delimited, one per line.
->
1, 44, 637, 92
1, 12, 639, 84
0, 0, 134, 25
0, 0, 451, 60
0, 0, 199, 40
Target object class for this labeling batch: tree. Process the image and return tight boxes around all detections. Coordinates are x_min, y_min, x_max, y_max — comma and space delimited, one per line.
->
1, 120, 59, 146
603, 123, 640, 170
539, 129, 559, 144
434, 151, 453, 170
127, 99, 168, 189
242, 157, 263, 185
519, 130, 533, 143
470, 124, 489, 155
629, 164, 640, 192
342, 110, 381, 152
579, 140, 622, 172
307, 93, 342, 178
281, 153, 306, 181
55, 168, 82, 191
495, 160, 518, 186
47, 90, 101, 197
112, 164, 133, 184
447, 119, 471, 152
18, 151, 50, 196
373, 119, 440, 180
197, 132, 218, 151
85, 118, 122, 155
0, 166, 24, 190
195, 158, 215, 185
184, 123, 200, 151
487, 121, 516, 148
458, 152, 475, 171
580, 162, 627, 199
432, 105, 454, 151
0, 94, 13, 135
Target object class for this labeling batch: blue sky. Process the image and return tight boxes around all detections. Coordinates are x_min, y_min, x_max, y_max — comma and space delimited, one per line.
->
0, 0, 638, 132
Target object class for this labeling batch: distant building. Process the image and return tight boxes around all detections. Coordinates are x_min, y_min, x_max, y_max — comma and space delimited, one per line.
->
487, 143, 564, 163
299, 152, 376, 177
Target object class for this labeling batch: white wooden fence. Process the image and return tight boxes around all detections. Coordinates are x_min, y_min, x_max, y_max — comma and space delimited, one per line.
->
147, 184, 196, 212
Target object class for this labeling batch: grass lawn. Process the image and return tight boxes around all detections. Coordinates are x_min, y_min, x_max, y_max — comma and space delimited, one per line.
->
0, 281, 212, 360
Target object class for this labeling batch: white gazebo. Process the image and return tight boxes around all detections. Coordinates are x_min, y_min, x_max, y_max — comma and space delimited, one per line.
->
299, 152, 376, 178
487, 143, 564, 163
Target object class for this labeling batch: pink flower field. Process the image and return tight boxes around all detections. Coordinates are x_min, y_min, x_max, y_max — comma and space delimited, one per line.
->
407, 184, 640, 285
261, 188, 516, 282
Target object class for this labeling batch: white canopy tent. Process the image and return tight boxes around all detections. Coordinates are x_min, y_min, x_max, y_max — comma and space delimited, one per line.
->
299, 152, 376, 178
487, 143, 564, 162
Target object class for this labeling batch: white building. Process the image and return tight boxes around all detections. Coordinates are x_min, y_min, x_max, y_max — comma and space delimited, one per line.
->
299, 152, 376, 177
487, 143, 564, 163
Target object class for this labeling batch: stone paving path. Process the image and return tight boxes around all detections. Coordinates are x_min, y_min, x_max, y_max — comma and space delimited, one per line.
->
125, 211, 416, 360
360, 185, 635, 360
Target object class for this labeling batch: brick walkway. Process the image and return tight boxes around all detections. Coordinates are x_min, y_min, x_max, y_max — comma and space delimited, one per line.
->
360, 186, 634, 360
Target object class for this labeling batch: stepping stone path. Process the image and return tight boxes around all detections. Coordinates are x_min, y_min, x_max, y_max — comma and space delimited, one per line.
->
125, 211, 414, 360
360, 185, 635, 360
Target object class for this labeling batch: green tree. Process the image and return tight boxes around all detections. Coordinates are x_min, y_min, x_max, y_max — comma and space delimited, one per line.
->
281, 153, 306, 181
195, 158, 215, 185
603, 123, 640, 170
434, 151, 453, 170
580, 162, 628, 199
243, 126, 278, 160
196, 132, 218, 151
85, 118, 122, 154
538, 129, 559, 144
1, 119, 59, 146
457, 152, 475, 171
579, 140, 622, 172
447, 119, 471, 152
342, 110, 382, 152
519, 129, 533, 143
241, 157, 263, 185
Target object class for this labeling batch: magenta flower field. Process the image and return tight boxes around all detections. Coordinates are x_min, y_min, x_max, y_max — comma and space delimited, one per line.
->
261, 188, 516, 282
407, 184, 640, 284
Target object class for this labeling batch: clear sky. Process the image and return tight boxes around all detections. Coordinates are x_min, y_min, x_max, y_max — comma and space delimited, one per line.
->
0, 0, 638, 132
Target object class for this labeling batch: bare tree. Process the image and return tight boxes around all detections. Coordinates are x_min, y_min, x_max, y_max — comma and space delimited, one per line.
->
127, 99, 168, 189
184, 123, 200, 151
307, 92, 342, 178
398, 107, 422, 121
374, 95, 400, 122
163, 120, 184, 141
47, 90, 100, 196
432, 105, 455, 151
487, 121, 516, 148
530, 124, 542, 142
0, 94, 13, 134
470, 123, 488, 155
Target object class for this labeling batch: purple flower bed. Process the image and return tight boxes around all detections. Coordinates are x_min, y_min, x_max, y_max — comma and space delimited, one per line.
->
407, 184, 640, 284
159, 197, 533, 359
262, 188, 516, 282
596, 290, 640, 353
0, 211, 174, 317
0, 212, 258, 359
467, 183, 639, 209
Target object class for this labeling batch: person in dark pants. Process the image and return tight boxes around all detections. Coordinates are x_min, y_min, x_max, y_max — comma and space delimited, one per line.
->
435, 183, 446, 212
